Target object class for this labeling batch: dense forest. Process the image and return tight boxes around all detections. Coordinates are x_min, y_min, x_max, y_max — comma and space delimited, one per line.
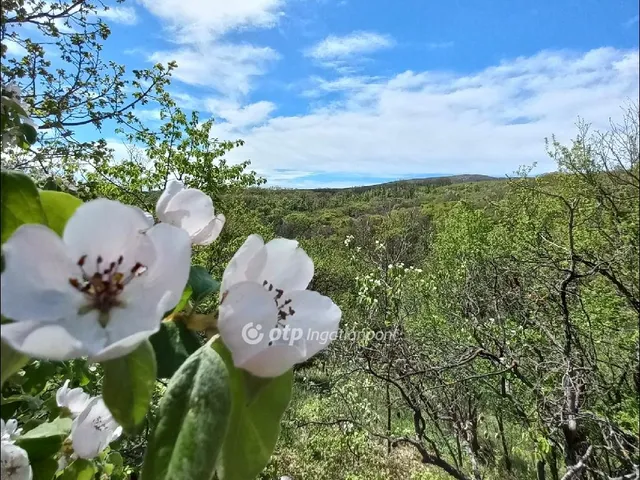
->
242, 127, 640, 479
0, 2, 638, 480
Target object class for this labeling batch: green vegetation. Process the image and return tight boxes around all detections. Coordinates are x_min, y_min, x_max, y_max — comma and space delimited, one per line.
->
1, 2, 638, 479
246, 119, 639, 479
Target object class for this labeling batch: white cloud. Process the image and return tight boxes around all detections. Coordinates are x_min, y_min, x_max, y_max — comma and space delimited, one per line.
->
302, 75, 380, 97
205, 99, 276, 128
3, 39, 27, 57
426, 41, 454, 50
140, 0, 282, 100
135, 109, 163, 122
211, 48, 639, 185
624, 15, 639, 28
150, 44, 279, 97
254, 169, 315, 185
170, 91, 201, 111
138, 0, 284, 44
306, 31, 394, 60
98, 6, 138, 25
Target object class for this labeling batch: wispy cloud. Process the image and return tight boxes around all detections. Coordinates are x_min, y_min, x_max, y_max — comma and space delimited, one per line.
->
623, 14, 639, 28
305, 31, 394, 60
138, 0, 284, 44
3, 39, 27, 57
426, 41, 454, 50
98, 6, 138, 25
149, 44, 280, 98
205, 99, 276, 128
210, 48, 639, 186
141, 0, 283, 99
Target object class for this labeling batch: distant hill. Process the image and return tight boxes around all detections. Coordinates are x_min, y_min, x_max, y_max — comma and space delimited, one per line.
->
380, 174, 500, 187
294, 174, 503, 193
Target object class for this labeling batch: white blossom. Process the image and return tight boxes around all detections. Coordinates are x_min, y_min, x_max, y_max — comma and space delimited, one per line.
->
56, 380, 92, 418
71, 396, 122, 459
1, 443, 32, 480
1, 418, 31, 480
132, 206, 155, 227
1, 199, 191, 362
218, 235, 342, 378
343, 235, 354, 247
156, 180, 225, 245
0, 420, 22, 444
1, 83, 36, 149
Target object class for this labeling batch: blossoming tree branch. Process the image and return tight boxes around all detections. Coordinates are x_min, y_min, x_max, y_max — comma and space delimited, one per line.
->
0, 84, 342, 480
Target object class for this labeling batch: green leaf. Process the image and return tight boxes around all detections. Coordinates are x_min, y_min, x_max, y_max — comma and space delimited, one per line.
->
213, 341, 293, 480
188, 266, 220, 303
19, 122, 37, 144
1, 170, 47, 244
31, 457, 59, 480
149, 320, 202, 379
15, 417, 73, 461
101, 340, 157, 433
107, 451, 124, 472
141, 344, 231, 480
59, 459, 96, 480
173, 285, 193, 314
1, 340, 29, 387
39, 190, 82, 236
1, 394, 42, 410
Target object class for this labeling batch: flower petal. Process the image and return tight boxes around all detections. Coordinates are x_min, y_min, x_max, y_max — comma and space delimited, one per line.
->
132, 206, 155, 227
1, 224, 81, 323
190, 213, 225, 246
89, 328, 157, 363
238, 343, 305, 378
110, 426, 123, 443
142, 223, 192, 312
160, 188, 215, 238
249, 238, 314, 292
56, 380, 70, 408
218, 281, 279, 368
155, 179, 184, 218
92, 223, 191, 362
221, 234, 265, 293
0, 319, 106, 361
286, 290, 342, 359
4, 419, 19, 438
66, 389, 92, 417
1, 443, 32, 480
57, 381, 92, 418
71, 397, 120, 459
63, 199, 156, 276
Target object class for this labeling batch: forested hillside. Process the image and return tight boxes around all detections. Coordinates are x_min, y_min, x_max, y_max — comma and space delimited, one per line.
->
241, 124, 639, 479
0, 2, 638, 479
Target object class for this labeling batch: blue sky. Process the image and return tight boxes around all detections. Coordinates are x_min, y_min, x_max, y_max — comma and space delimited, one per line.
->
9, 0, 640, 187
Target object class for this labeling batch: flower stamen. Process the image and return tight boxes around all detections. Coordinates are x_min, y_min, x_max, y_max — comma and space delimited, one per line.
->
261, 279, 297, 333
69, 255, 147, 325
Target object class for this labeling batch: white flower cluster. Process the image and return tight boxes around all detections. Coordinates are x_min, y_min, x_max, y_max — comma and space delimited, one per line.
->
1, 84, 36, 150
387, 263, 423, 274
355, 262, 425, 306
1, 419, 31, 480
355, 272, 384, 305
1, 180, 342, 378
0, 381, 122, 479
344, 234, 354, 247
56, 380, 122, 462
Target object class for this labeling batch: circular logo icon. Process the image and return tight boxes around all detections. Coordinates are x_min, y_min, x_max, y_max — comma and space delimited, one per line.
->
241, 322, 264, 345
